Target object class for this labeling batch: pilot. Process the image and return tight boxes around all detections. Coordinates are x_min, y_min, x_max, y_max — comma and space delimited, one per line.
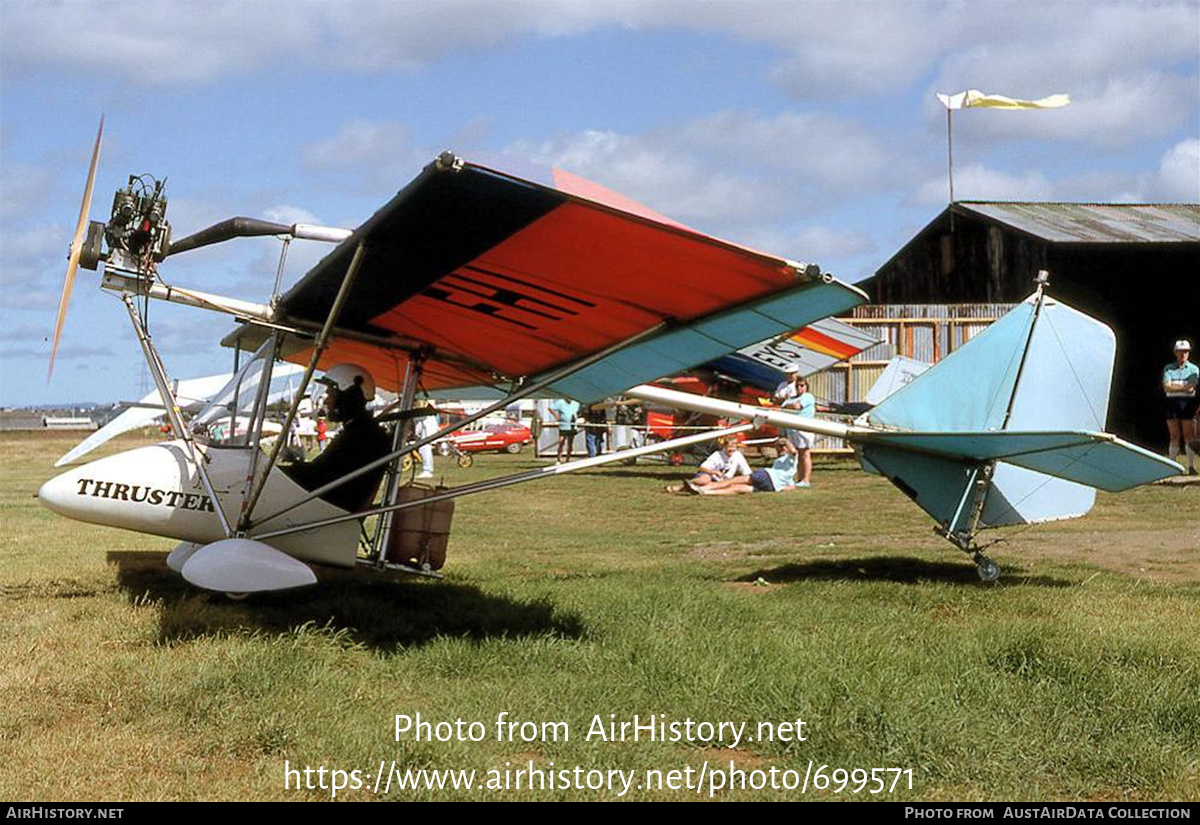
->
282, 363, 391, 512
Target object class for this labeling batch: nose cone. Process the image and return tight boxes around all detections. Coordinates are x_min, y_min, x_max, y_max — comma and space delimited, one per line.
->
38, 471, 82, 518
34, 441, 225, 544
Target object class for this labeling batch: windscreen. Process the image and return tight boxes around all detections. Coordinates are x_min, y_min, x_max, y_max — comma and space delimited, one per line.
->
192, 350, 307, 446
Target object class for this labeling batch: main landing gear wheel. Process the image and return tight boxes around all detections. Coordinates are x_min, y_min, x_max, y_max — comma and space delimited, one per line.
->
973, 553, 1001, 583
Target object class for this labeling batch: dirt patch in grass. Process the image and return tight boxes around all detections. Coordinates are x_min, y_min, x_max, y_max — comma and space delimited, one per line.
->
694, 519, 1198, 584
1000, 528, 1199, 583
701, 747, 770, 768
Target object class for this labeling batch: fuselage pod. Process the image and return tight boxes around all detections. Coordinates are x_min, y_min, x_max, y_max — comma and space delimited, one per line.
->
38, 440, 360, 567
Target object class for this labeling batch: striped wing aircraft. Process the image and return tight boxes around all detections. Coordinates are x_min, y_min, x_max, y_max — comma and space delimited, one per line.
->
38, 144, 868, 594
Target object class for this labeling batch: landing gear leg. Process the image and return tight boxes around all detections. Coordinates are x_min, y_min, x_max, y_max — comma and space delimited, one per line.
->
937, 527, 1005, 583
935, 461, 1003, 582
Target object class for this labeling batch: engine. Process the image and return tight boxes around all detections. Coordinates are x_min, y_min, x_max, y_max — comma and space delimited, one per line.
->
80, 174, 172, 274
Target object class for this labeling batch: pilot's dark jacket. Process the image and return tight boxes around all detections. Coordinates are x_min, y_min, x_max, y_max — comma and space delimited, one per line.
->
283, 412, 391, 512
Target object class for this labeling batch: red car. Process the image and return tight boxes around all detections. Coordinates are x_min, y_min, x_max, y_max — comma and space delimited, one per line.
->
438, 422, 533, 455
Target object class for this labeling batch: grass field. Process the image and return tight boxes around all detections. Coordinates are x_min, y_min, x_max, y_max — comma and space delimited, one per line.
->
2, 431, 1197, 801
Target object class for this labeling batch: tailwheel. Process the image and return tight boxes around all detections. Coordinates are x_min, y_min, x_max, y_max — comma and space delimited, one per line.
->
973, 552, 1001, 583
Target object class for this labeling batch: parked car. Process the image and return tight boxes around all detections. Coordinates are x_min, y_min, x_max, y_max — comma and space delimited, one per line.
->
438, 422, 533, 455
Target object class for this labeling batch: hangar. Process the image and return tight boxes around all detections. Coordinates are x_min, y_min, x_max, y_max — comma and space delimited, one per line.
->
865, 202, 1200, 449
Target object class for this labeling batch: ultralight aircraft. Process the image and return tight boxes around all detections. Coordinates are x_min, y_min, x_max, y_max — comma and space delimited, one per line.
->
38, 121, 1181, 594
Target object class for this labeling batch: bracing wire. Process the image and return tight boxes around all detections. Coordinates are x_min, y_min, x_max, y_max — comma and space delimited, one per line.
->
1041, 310, 1106, 431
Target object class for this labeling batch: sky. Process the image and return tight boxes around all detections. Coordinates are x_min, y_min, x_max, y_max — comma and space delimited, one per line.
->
1, 0, 1197, 408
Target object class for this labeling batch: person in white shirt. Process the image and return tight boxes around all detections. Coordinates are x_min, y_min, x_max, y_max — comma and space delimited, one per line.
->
665, 437, 751, 494
773, 367, 815, 486
414, 400, 438, 479
697, 437, 801, 495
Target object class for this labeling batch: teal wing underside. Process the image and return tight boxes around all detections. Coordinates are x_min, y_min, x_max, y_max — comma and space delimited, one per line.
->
547, 277, 867, 403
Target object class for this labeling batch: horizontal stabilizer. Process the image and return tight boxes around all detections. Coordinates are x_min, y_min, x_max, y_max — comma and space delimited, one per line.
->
862, 430, 1180, 492
181, 538, 317, 593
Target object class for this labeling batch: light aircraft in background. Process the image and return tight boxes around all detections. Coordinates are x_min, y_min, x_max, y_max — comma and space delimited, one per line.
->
37, 120, 1179, 595
55, 365, 306, 467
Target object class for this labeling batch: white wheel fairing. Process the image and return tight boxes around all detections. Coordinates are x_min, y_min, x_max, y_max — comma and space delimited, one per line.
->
181, 539, 317, 593
166, 541, 203, 573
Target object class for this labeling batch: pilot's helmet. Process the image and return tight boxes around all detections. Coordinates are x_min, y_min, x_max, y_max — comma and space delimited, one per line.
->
317, 363, 376, 401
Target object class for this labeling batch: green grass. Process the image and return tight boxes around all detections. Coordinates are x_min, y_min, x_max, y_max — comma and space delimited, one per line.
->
1, 431, 1197, 801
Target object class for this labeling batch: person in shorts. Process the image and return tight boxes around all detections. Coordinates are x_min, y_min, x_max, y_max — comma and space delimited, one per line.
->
774, 368, 815, 486
551, 397, 581, 463
1163, 339, 1198, 475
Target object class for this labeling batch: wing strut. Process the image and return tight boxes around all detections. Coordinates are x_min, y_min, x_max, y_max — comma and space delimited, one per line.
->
121, 293, 234, 538
246, 318, 671, 530
238, 242, 369, 531
250, 423, 754, 543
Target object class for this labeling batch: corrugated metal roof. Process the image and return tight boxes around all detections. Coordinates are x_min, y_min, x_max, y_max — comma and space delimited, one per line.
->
957, 202, 1200, 244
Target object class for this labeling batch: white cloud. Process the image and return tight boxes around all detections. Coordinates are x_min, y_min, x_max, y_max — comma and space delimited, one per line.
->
0, 1, 321, 84
6, 342, 115, 362
676, 110, 907, 191
509, 108, 911, 233
303, 121, 412, 170
756, 3, 949, 97
513, 127, 786, 229
791, 225, 875, 260
0, 164, 56, 218
262, 205, 324, 226
300, 119, 431, 196
1048, 139, 1200, 203
5, 1, 1192, 115
0, 223, 65, 260
0, 224, 72, 311
1158, 138, 1200, 202
914, 163, 1054, 205
932, 3, 1198, 98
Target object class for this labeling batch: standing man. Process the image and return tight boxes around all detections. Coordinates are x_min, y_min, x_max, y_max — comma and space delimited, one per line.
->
550, 396, 581, 463
1163, 339, 1198, 475
414, 399, 438, 480
772, 365, 815, 487
583, 402, 608, 458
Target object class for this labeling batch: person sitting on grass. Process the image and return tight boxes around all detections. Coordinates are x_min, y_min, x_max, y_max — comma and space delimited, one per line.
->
665, 436, 752, 494
697, 437, 804, 495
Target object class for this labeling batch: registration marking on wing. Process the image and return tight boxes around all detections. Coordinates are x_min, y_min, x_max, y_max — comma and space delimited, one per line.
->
422, 265, 597, 330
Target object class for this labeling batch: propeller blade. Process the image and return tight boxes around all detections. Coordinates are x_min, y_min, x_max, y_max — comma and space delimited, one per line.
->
49, 115, 104, 382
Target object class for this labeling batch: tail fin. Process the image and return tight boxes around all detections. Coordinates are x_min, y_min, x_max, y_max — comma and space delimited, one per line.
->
858, 292, 1179, 529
